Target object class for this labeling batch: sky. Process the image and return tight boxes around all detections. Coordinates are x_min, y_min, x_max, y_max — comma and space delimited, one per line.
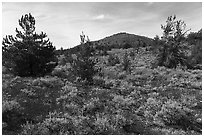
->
2, 2, 202, 49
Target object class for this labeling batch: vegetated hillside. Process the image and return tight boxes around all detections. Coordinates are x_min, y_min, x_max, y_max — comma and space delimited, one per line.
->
3, 46, 202, 135
57, 32, 154, 56
94, 32, 153, 47
2, 31, 202, 135
3, 13, 202, 135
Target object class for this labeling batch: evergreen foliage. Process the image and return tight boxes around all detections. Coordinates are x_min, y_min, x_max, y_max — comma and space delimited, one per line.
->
156, 15, 189, 68
70, 32, 98, 84
152, 35, 165, 53
122, 52, 131, 73
187, 29, 202, 68
2, 13, 57, 77
187, 29, 202, 45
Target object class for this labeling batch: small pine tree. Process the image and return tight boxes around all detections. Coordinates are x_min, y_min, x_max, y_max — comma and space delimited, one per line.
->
2, 13, 57, 77
122, 52, 131, 73
156, 15, 189, 68
152, 35, 164, 53
136, 39, 141, 53
71, 32, 98, 85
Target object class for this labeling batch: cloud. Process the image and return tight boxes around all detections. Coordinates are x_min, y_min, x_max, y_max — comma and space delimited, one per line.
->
93, 14, 105, 20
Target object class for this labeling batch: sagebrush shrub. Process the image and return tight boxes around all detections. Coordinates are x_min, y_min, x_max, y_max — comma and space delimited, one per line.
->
107, 54, 120, 66
51, 65, 71, 78
21, 122, 49, 135
2, 100, 26, 131
155, 100, 195, 130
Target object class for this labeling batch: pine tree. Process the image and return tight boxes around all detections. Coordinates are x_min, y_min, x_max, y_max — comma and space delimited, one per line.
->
71, 32, 98, 85
122, 52, 131, 73
152, 35, 164, 53
157, 15, 189, 68
2, 13, 57, 77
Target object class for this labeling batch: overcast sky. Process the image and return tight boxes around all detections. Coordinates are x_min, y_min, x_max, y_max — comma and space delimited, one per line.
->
2, 2, 202, 49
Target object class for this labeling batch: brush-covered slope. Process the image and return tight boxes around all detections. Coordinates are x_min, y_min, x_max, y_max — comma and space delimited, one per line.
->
58, 32, 154, 55
93, 32, 153, 47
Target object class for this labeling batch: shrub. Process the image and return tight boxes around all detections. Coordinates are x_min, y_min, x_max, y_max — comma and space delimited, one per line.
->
57, 55, 67, 66
187, 29, 202, 45
32, 76, 63, 88
2, 76, 63, 126
21, 122, 49, 135
21, 112, 76, 135
57, 84, 85, 112
107, 54, 120, 66
155, 100, 197, 131
2, 100, 26, 131
186, 30, 202, 68
92, 113, 118, 134
51, 65, 71, 78
93, 76, 106, 87
138, 96, 163, 126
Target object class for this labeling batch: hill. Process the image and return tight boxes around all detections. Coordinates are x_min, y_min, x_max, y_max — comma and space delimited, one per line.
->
93, 32, 153, 47
57, 32, 154, 55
